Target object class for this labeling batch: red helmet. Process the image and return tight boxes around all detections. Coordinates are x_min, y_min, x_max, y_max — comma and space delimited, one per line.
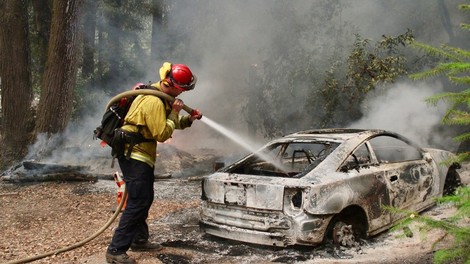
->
166, 64, 197, 91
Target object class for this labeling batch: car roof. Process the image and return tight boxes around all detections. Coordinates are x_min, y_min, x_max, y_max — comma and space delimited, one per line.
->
283, 128, 386, 141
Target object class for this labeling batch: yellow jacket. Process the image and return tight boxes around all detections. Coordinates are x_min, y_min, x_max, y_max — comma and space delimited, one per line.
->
121, 82, 192, 167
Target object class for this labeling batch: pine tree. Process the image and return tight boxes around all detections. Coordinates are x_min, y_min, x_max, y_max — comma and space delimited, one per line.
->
401, 4, 470, 264
409, 4, 470, 163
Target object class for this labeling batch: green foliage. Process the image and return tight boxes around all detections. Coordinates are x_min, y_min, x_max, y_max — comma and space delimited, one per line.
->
458, 2, 470, 35
409, 5, 470, 161
313, 30, 416, 127
391, 187, 470, 264
398, 4, 470, 263
240, 1, 352, 138
86, 0, 151, 93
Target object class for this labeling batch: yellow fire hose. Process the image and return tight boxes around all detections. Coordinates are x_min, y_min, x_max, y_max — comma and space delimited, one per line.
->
5, 188, 127, 264
5, 90, 198, 263
105, 89, 195, 114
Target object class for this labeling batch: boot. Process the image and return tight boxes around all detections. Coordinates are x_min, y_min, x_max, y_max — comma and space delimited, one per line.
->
130, 241, 163, 251
105, 252, 136, 264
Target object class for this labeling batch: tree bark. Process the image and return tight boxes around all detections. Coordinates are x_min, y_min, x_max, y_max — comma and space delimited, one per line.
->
81, 0, 97, 79
150, 0, 166, 63
31, 0, 52, 79
95, 0, 122, 92
106, 0, 123, 87
35, 0, 83, 135
0, 0, 34, 168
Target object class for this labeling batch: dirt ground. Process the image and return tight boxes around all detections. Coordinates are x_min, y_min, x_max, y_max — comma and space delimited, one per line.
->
0, 155, 469, 264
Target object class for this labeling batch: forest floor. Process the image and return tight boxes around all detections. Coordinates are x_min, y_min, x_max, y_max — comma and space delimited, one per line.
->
0, 149, 469, 264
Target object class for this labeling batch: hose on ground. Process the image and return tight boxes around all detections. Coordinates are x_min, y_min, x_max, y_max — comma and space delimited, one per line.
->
5, 89, 191, 263
5, 187, 128, 264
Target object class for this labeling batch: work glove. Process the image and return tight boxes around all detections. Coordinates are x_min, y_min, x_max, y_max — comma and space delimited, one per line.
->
190, 109, 202, 121
171, 99, 184, 113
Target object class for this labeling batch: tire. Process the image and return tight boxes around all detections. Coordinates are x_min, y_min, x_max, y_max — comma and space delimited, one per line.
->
325, 210, 367, 247
329, 219, 356, 247
443, 163, 463, 196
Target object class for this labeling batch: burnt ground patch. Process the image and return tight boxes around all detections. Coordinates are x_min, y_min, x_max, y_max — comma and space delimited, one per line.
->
153, 176, 460, 264
157, 253, 192, 264
156, 217, 364, 264
3, 154, 469, 264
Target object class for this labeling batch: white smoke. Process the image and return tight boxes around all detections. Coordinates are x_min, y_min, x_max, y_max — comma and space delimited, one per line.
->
348, 81, 457, 150
19, 1, 466, 168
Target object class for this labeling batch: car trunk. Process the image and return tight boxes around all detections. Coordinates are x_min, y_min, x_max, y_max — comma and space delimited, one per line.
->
203, 174, 285, 211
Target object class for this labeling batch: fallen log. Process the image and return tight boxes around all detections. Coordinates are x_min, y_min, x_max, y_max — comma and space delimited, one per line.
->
22, 161, 89, 173
0, 160, 97, 183
1, 172, 98, 183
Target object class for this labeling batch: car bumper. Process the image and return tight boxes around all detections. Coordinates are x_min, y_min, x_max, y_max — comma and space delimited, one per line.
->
200, 220, 290, 247
200, 202, 329, 246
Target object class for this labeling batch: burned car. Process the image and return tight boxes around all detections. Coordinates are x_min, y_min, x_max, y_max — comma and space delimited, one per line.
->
200, 129, 462, 247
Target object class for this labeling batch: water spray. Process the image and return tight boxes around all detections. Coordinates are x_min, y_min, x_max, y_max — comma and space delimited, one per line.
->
111, 90, 277, 166
199, 116, 259, 154
5, 92, 281, 263
200, 116, 288, 172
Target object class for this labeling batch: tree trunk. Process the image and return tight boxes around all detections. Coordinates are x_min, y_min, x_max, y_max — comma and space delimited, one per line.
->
150, 0, 166, 63
35, 0, 83, 135
81, 0, 97, 80
106, 1, 122, 88
31, 0, 52, 79
95, 0, 122, 92
0, 0, 34, 168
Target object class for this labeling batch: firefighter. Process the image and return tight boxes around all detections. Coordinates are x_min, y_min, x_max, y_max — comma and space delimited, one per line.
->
106, 62, 202, 264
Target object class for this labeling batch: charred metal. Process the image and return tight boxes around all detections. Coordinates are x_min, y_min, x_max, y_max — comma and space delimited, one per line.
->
199, 129, 463, 247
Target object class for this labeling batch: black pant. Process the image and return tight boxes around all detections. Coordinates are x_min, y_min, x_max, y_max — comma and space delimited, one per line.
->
107, 158, 154, 255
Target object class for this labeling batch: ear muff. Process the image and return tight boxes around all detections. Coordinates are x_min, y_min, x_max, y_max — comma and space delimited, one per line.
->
159, 62, 172, 86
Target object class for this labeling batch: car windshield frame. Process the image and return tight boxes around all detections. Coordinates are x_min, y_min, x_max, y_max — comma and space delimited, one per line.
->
223, 140, 340, 178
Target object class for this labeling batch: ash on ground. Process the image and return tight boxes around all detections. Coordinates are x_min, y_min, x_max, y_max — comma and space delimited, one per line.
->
1, 145, 468, 264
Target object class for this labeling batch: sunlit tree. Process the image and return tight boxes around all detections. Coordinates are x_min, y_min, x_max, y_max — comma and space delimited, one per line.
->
410, 3, 470, 163
0, 0, 34, 169
309, 30, 417, 128
399, 4, 470, 264
35, 0, 83, 135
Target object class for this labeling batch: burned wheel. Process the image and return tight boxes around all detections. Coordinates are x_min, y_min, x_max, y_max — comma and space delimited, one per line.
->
325, 208, 367, 247
331, 221, 356, 247
443, 163, 462, 196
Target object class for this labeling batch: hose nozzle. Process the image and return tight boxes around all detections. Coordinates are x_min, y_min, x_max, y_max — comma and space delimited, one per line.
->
190, 109, 203, 120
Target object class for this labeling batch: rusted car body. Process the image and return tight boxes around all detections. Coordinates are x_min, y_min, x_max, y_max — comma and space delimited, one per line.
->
199, 129, 461, 247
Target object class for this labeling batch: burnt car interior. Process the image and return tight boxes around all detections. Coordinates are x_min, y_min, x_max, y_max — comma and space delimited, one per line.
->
226, 141, 339, 177
340, 135, 425, 173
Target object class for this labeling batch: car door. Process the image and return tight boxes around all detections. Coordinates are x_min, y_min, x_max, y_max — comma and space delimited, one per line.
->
368, 135, 435, 222
339, 141, 392, 233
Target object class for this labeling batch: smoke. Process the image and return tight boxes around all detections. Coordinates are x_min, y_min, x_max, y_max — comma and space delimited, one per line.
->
348, 81, 457, 150
341, 0, 461, 42
156, 0, 465, 152
21, 1, 467, 167
24, 90, 114, 172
